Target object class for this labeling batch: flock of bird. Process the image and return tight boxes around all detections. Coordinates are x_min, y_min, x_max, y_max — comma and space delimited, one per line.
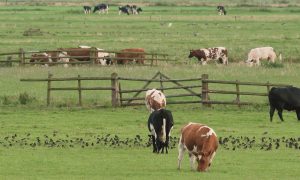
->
0, 132, 299, 151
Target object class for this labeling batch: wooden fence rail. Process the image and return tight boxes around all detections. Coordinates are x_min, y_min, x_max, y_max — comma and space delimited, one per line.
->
20, 72, 291, 107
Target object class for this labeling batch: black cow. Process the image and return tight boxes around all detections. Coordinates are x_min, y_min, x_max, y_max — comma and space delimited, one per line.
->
83, 6, 91, 14
148, 109, 174, 154
93, 4, 109, 14
268, 86, 300, 122
217, 6, 226, 15
118, 6, 130, 15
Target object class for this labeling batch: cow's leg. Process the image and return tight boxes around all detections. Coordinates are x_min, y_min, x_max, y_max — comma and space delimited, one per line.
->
189, 153, 196, 171
296, 109, 300, 120
177, 136, 185, 170
269, 105, 275, 122
209, 151, 216, 168
277, 108, 284, 122
151, 135, 157, 153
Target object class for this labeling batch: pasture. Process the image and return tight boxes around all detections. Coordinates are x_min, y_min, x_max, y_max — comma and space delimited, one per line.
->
0, 3, 300, 180
1, 5, 300, 62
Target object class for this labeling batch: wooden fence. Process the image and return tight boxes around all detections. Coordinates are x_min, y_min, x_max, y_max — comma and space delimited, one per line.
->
20, 72, 291, 107
0, 48, 173, 67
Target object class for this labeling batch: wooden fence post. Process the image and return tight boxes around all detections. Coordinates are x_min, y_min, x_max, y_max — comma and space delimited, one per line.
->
78, 75, 82, 106
151, 54, 154, 66
90, 47, 97, 64
47, 72, 53, 106
119, 83, 123, 106
6, 56, 12, 67
111, 73, 120, 107
266, 81, 270, 93
201, 74, 209, 107
19, 48, 25, 66
236, 80, 241, 107
159, 72, 164, 93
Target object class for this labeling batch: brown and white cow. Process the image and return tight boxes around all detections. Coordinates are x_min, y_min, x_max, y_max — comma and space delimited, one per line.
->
78, 46, 111, 65
245, 47, 281, 66
188, 47, 228, 65
145, 89, 166, 112
30, 51, 69, 67
115, 48, 145, 64
178, 122, 218, 172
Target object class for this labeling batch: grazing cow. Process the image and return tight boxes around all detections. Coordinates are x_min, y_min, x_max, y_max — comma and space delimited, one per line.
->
188, 47, 228, 65
115, 48, 145, 64
57, 47, 111, 65
93, 4, 109, 14
148, 109, 174, 153
246, 47, 281, 66
178, 122, 218, 172
130, 5, 142, 14
78, 46, 112, 65
83, 6, 91, 14
30, 52, 69, 67
268, 86, 300, 122
30, 53, 52, 67
145, 89, 166, 112
217, 6, 226, 15
119, 6, 130, 15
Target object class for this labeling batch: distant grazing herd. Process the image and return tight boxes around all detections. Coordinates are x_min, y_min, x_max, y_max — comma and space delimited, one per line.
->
83, 3, 142, 15
83, 4, 226, 16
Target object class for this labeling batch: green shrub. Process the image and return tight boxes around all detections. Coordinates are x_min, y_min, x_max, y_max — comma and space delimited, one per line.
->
19, 92, 35, 105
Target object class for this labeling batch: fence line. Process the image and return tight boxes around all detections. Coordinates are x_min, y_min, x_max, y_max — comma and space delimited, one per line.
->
0, 48, 174, 66
20, 72, 291, 107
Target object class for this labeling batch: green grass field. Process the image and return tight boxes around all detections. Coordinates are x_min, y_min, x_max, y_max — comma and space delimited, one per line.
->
0, 5, 300, 62
1, 3, 300, 180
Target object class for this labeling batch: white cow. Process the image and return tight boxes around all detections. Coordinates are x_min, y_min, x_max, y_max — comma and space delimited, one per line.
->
145, 89, 166, 112
246, 47, 281, 66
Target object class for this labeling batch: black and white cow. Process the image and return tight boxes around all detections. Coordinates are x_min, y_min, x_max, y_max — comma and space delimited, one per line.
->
93, 4, 109, 14
217, 6, 226, 15
268, 86, 300, 122
118, 6, 130, 15
148, 109, 174, 154
188, 47, 228, 65
83, 6, 91, 14
130, 5, 143, 15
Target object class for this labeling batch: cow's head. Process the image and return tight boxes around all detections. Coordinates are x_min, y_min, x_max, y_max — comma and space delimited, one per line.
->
188, 50, 196, 58
245, 59, 255, 67
196, 151, 215, 172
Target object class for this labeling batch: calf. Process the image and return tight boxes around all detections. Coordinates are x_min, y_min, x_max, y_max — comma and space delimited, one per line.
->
83, 6, 91, 14
217, 6, 226, 15
178, 122, 218, 172
145, 89, 166, 112
148, 109, 174, 153
188, 47, 228, 65
268, 86, 300, 122
246, 47, 281, 66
